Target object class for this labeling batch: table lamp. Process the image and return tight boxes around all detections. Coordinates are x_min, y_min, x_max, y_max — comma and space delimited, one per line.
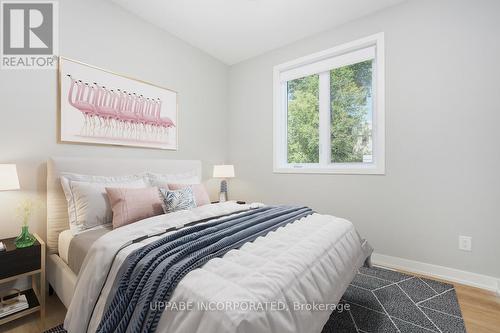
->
0, 164, 20, 251
0, 164, 20, 191
213, 165, 235, 202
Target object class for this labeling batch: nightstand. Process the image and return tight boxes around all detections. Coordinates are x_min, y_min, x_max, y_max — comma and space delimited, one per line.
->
0, 233, 45, 327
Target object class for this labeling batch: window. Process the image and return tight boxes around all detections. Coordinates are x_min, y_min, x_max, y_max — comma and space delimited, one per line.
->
274, 33, 385, 174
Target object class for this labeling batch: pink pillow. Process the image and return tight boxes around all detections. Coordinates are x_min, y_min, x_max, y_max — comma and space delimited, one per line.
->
106, 187, 164, 229
167, 183, 210, 206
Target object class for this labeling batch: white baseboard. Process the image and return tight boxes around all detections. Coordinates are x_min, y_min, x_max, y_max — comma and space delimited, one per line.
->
371, 253, 500, 295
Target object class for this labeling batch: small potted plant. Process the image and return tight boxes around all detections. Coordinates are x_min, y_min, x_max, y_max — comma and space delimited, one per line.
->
14, 198, 38, 248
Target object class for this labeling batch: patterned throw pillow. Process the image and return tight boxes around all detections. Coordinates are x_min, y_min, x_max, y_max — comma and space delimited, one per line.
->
159, 187, 196, 213
167, 183, 210, 206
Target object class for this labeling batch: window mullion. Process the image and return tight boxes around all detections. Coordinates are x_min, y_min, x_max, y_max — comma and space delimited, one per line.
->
319, 72, 331, 166
281, 82, 288, 166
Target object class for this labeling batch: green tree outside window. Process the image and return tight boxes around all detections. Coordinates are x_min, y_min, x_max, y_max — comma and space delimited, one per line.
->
286, 60, 372, 164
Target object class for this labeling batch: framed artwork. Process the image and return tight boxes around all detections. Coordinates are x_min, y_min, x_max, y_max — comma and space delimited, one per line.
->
58, 57, 178, 150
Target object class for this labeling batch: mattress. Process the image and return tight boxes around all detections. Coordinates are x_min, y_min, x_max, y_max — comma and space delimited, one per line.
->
58, 229, 73, 265
58, 226, 111, 274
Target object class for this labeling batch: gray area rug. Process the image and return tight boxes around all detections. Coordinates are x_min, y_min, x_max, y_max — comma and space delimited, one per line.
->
45, 266, 467, 333
322, 266, 467, 333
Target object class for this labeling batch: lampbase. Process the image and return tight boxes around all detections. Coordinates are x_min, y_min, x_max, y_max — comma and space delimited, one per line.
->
219, 179, 228, 202
15, 225, 35, 248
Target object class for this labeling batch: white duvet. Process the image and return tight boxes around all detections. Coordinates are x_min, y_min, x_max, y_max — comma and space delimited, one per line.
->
65, 202, 371, 333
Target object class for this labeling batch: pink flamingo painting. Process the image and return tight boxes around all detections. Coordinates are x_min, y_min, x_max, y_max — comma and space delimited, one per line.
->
66, 74, 176, 143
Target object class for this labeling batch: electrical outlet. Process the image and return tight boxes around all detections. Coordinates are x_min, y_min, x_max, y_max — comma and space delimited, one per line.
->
459, 236, 472, 252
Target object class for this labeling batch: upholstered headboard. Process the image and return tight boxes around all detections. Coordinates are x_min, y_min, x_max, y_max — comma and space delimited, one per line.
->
46, 157, 202, 254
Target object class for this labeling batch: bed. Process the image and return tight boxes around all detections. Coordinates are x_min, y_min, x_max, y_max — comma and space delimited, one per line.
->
46, 157, 372, 333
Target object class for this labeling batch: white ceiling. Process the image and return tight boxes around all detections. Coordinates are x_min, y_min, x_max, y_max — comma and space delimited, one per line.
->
109, 0, 405, 65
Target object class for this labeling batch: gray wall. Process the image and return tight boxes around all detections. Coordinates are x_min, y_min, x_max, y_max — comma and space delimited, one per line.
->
228, 0, 500, 278
0, 0, 229, 240
1, 0, 498, 280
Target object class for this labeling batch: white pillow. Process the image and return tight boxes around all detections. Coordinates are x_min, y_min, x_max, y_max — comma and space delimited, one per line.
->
147, 172, 199, 186
60, 173, 149, 235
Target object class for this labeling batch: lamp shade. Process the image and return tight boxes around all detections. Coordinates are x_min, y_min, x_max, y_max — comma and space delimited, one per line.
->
213, 165, 235, 178
0, 164, 20, 191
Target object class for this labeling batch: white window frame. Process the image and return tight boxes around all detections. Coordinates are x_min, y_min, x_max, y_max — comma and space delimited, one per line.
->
273, 33, 385, 175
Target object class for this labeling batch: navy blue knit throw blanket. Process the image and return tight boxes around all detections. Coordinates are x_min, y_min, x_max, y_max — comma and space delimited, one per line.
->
96, 206, 313, 333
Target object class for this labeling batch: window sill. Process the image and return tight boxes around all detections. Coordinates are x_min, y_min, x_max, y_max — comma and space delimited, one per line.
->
273, 165, 385, 175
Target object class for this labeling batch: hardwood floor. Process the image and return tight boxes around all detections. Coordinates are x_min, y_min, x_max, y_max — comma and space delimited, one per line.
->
0, 272, 499, 333
456, 284, 500, 333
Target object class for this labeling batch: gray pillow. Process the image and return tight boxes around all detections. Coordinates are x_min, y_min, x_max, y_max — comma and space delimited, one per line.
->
60, 173, 149, 235
159, 187, 196, 213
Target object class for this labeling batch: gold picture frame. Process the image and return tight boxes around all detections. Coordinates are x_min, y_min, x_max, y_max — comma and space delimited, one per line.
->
58, 56, 179, 150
